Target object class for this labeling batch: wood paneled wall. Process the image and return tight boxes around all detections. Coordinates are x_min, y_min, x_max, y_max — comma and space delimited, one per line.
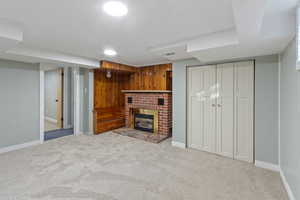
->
101, 61, 136, 73
93, 61, 172, 134
128, 64, 172, 90
93, 70, 131, 134
94, 63, 172, 109
94, 70, 130, 109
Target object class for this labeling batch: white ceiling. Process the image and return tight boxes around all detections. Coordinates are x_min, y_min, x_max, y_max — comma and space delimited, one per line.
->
0, 0, 298, 67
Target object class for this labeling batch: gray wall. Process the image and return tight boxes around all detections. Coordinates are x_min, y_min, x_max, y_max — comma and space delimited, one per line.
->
172, 58, 201, 144
0, 59, 40, 148
44, 70, 58, 120
172, 56, 279, 164
280, 37, 300, 199
255, 55, 279, 165
79, 68, 91, 134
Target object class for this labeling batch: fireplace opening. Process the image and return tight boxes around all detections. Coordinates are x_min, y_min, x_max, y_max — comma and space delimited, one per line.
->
134, 113, 154, 133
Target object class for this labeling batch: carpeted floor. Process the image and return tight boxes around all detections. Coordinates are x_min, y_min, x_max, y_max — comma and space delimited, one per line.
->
0, 132, 288, 200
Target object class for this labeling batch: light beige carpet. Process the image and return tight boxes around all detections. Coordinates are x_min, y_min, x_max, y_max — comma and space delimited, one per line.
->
0, 132, 288, 200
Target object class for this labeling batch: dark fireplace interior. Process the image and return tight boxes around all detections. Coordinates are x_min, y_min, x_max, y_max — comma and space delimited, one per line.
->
134, 113, 154, 133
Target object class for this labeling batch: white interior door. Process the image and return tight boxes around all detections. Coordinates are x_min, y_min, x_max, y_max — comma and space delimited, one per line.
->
216, 63, 234, 158
234, 61, 254, 163
188, 66, 216, 153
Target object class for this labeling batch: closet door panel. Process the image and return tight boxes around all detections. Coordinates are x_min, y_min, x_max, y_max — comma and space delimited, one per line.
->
234, 61, 254, 163
188, 66, 216, 153
216, 63, 234, 158
189, 95, 203, 149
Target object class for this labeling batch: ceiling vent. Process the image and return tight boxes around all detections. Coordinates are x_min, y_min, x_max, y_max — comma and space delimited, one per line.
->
165, 52, 175, 56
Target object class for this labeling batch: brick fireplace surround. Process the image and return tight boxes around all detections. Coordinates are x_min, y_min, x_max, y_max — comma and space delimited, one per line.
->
123, 90, 172, 136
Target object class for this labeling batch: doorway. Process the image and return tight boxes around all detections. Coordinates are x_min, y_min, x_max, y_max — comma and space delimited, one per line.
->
44, 67, 74, 140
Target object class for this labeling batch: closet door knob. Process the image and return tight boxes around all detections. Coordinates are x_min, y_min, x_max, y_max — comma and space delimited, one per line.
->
212, 104, 216, 107
218, 104, 222, 107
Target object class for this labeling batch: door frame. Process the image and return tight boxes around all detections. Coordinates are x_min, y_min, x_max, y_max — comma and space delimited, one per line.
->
39, 64, 81, 143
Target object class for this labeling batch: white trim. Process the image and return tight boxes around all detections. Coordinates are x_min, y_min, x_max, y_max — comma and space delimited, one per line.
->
297, 6, 300, 71
73, 67, 81, 136
172, 141, 186, 149
278, 54, 281, 166
45, 117, 57, 123
63, 67, 69, 129
0, 140, 41, 154
280, 169, 296, 200
255, 160, 280, 172
39, 69, 45, 144
88, 70, 94, 135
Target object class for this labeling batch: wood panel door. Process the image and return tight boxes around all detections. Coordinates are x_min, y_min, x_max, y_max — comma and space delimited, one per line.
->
234, 61, 254, 163
216, 63, 234, 158
188, 66, 217, 153
56, 68, 63, 129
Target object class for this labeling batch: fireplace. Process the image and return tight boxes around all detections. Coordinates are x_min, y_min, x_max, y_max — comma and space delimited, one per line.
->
123, 91, 172, 136
134, 113, 154, 133
129, 108, 158, 134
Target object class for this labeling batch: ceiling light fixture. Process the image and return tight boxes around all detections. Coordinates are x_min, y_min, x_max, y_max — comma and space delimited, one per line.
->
104, 49, 117, 56
103, 1, 128, 17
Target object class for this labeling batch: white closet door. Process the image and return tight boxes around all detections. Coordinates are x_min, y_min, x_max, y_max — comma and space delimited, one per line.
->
216, 63, 234, 158
234, 61, 254, 163
188, 66, 216, 153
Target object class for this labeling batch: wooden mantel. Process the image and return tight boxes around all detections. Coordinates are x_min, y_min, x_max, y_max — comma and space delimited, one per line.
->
122, 90, 172, 93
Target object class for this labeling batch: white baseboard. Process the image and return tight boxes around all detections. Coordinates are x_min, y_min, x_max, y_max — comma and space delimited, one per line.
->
0, 140, 41, 154
74, 132, 83, 136
280, 169, 296, 200
172, 141, 186, 149
45, 117, 57, 123
255, 160, 280, 172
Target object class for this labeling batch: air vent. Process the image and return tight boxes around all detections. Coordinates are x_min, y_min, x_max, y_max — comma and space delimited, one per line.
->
165, 52, 175, 56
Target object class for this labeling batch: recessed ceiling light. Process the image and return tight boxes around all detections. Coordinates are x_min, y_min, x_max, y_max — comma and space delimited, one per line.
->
104, 49, 117, 56
103, 1, 128, 17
